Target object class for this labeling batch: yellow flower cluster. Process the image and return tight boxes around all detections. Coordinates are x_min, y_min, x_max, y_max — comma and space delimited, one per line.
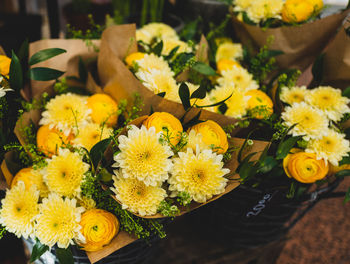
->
112, 112, 231, 215
233, 0, 323, 24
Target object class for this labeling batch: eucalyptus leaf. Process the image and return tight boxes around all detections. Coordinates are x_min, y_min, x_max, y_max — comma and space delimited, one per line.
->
29, 67, 64, 81
342, 86, 350, 98
179, 83, 191, 110
56, 248, 74, 264
258, 156, 278, 174
276, 136, 302, 160
29, 48, 66, 66
190, 84, 206, 99
191, 61, 217, 76
9, 51, 23, 92
30, 240, 49, 263
335, 169, 350, 178
18, 39, 29, 62
153, 40, 163, 56
90, 138, 112, 169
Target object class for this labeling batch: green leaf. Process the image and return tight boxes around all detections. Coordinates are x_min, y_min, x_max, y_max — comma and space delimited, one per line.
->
157, 92, 166, 98
266, 50, 284, 58
180, 19, 199, 41
335, 169, 350, 178
196, 93, 232, 108
179, 83, 191, 110
339, 156, 350, 166
238, 129, 257, 163
78, 57, 87, 83
191, 61, 216, 76
218, 103, 228, 114
286, 181, 296, 199
17, 39, 29, 62
238, 159, 258, 181
276, 136, 302, 160
242, 12, 256, 25
30, 240, 49, 263
312, 53, 325, 85
90, 138, 112, 169
153, 40, 163, 56
56, 248, 74, 264
164, 46, 180, 61
9, 51, 23, 92
29, 48, 66, 66
190, 84, 206, 99
342, 86, 350, 98
344, 187, 350, 203
29, 67, 64, 81
258, 156, 278, 174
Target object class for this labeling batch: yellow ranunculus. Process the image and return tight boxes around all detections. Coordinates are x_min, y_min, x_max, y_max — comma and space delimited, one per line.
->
188, 120, 228, 154
246, 90, 273, 119
37, 125, 73, 157
87, 93, 118, 127
11, 167, 49, 196
124, 52, 145, 68
307, 0, 323, 13
79, 209, 120, 252
282, 0, 314, 23
217, 59, 241, 73
283, 149, 329, 183
0, 55, 11, 76
143, 112, 183, 146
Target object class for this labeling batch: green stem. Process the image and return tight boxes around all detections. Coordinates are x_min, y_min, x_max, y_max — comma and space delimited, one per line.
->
141, 0, 149, 26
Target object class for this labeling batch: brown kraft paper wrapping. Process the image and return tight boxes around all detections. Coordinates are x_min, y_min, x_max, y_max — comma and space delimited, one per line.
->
231, 9, 349, 71
323, 19, 350, 90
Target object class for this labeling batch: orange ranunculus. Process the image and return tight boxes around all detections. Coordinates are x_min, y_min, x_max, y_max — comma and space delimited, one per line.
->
0, 55, 11, 76
87, 93, 118, 127
143, 112, 183, 146
188, 120, 228, 154
79, 209, 120, 252
217, 59, 241, 73
124, 52, 145, 67
283, 149, 329, 183
282, 0, 314, 23
245, 90, 273, 119
37, 125, 73, 157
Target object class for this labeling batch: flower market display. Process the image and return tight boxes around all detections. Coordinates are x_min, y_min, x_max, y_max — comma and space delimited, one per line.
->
0, 1, 350, 263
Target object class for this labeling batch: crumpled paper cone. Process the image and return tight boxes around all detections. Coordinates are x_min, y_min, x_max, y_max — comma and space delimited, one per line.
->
323, 18, 350, 89
231, 9, 349, 71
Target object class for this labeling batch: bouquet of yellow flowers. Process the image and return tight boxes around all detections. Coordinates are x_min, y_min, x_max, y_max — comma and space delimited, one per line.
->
230, 0, 349, 71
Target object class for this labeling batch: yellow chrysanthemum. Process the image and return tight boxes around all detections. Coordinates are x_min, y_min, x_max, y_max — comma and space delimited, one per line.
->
280, 86, 309, 105
168, 147, 229, 203
304, 86, 350, 122
162, 39, 192, 56
216, 42, 243, 62
11, 168, 49, 197
281, 102, 329, 140
218, 66, 258, 92
43, 149, 90, 197
36, 193, 85, 248
113, 125, 173, 186
39, 93, 91, 136
209, 84, 250, 118
111, 172, 167, 216
0, 182, 39, 238
246, 0, 284, 23
77, 195, 96, 210
136, 53, 173, 75
72, 123, 113, 151
233, 0, 253, 12
136, 23, 178, 44
136, 69, 180, 102
306, 129, 350, 166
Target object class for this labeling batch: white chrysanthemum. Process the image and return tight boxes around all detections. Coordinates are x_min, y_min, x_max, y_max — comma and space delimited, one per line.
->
246, 0, 283, 23
136, 69, 180, 102
233, 0, 253, 12
42, 148, 90, 197
0, 182, 39, 238
36, 193, 85, 248
280, 86, 309, 105
306, 129, 350, 166
39, 93, 91, 136
186, 130, 209, 153
162, 39, 192, 56
113, 125, 173, 186
168, 147, 229, 203
218, 66, 258, 92
136, 53, 173, 75
281, 102, 329, 140
216, 42, 243, 62
209, 83, 250, 118
136, 23, 178, 44
0, 76, 13, 98
72, 123, 113, 151
111, 172, 167, 216
304, 86, 350, 122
